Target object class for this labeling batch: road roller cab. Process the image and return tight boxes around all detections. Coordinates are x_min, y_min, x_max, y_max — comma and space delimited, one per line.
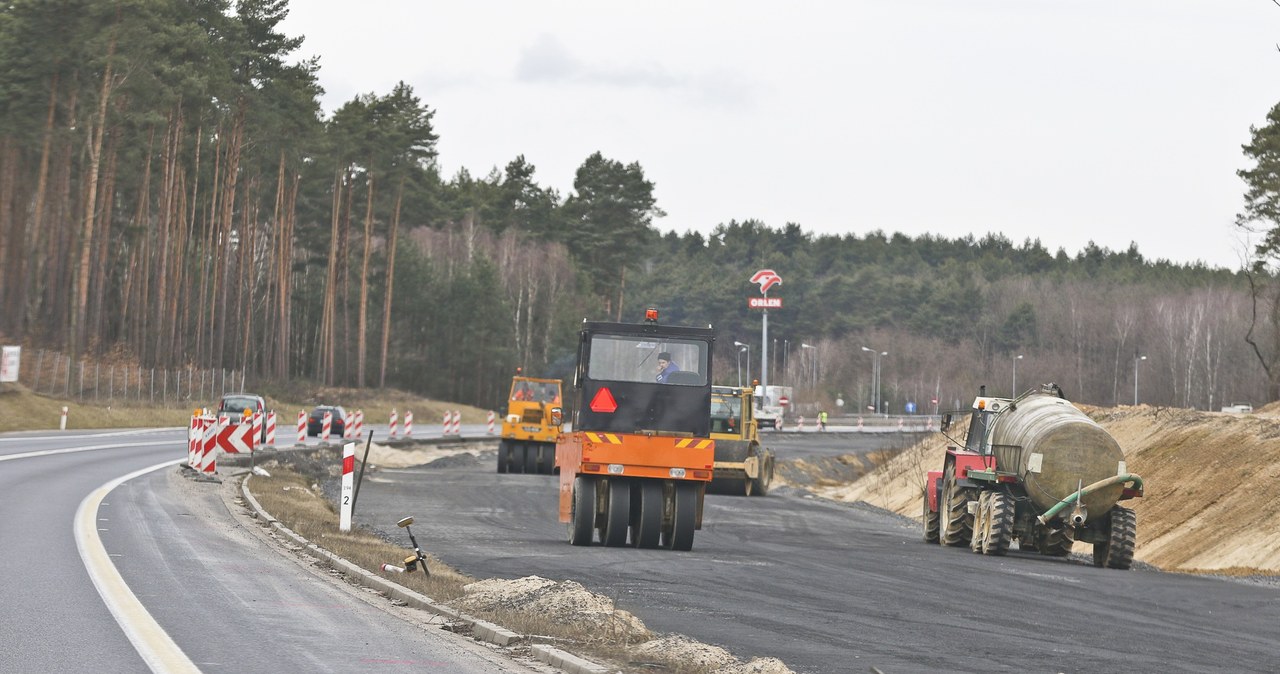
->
556, 308, 716, 550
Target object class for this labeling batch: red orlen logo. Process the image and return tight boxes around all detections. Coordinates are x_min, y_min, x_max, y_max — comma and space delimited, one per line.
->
750, 269, 781, 295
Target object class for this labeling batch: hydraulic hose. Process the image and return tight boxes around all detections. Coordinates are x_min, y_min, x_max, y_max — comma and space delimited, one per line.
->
1037, 474, 1144, 525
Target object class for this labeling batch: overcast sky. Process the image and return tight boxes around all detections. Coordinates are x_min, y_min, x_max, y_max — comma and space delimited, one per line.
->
279, 1, 1280, 270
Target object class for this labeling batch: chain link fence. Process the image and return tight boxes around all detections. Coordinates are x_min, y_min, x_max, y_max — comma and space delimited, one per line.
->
17, 349, 247, 406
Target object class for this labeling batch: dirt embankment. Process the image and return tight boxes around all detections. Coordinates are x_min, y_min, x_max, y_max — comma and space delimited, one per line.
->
814, 404, 1280, 575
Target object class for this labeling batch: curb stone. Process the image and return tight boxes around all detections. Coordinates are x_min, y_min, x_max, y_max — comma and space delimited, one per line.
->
531, 645, 612, 674
233, 472, 608, 670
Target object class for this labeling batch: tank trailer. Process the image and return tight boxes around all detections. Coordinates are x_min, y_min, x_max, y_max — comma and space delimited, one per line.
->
923, 384, 1144, 569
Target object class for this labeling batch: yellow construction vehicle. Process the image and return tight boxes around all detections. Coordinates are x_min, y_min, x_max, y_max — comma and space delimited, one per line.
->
709, 385, 775, 496
498, 373, 563, 474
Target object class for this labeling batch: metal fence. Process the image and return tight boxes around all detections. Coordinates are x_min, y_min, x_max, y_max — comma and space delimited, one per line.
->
17, 349, 247, 406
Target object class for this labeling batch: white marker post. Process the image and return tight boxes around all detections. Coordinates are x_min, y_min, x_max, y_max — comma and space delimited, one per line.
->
340, 441, 355, 531
60, 406, 68, 431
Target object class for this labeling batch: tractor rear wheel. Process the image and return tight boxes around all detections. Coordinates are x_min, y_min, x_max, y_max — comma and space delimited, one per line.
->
630, 480, 663, 548
922, 490, 940, 544
970, 491, 990, 553
600, 479, 631, 546
568, 476, 596, 546
939, 463, 975, 547
1093, 505, 1137, 569
662, 482, 698, 551
982, 492, 1014, 556
496, 440, 510, 473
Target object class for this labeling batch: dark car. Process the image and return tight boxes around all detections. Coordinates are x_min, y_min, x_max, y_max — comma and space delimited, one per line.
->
307, 405, 348, 437
218, 393, 269, 442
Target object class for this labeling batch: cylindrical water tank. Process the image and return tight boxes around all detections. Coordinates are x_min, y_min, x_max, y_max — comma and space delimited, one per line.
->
988, 393, 1125, 520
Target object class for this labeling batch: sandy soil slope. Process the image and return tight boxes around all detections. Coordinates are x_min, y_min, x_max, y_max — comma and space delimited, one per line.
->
814, 404, 1280, 575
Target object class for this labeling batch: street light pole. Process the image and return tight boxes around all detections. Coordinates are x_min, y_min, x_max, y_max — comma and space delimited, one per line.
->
734, 341, 750, 388
1012, 354, 1023, 396
1134, 355, 1147, 405
861, 346, 889, 415
801, 343, 816, 409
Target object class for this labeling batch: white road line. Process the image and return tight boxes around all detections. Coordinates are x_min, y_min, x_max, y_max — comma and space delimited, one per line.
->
0, 428, 184, 442
75, 459, 201, 674
0, 441, 176, 462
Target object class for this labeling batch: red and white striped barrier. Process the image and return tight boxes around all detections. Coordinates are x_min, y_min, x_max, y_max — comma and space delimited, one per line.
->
405, 411, 414, 438
251, 412, 263, 448
354, 409, 363, 438
202, 417, 218, 473
487, 410, 496, 435
297, 410, 306, 443
264, 411, 276, 447
188, 415, 206, 467
322, 410, 332, 442
442, 411, 450, 436
389, 410, 399, 439
452, 410, 462, 435
188, 413, 258, 474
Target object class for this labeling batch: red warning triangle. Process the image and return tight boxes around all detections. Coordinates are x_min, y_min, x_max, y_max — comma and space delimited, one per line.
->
589, 387, 618, 413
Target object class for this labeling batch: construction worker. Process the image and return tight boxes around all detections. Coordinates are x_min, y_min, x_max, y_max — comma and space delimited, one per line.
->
818, 410, 828, 431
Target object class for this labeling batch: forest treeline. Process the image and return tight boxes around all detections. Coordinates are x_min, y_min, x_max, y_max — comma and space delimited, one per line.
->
0, 0, 1274, 413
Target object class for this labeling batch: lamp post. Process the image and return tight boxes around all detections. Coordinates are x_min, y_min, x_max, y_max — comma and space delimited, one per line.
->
783, 339, 789, 385
861, 346, 888, 415
734, 341, 751, 387
801, 344, 816, 408
1012, 354, 1023, 396
1134, 355, 1147, 405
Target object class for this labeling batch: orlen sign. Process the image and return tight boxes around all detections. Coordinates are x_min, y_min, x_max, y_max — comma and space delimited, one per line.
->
748, 269, 781, 309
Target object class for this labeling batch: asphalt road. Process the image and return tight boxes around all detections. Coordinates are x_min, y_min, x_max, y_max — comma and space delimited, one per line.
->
0, 428, 544, 674
348, 436, 1280, 674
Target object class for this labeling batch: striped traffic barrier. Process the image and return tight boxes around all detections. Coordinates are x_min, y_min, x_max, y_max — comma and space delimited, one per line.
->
389, 410, 399, 439
188, 415, 204, 467
201, 418, 218, 473
405, 411, 413, 438
322, 410, 332, 442
251, 412, 262, 450
443, 411, 450, 436
297, 410, 306, 443
264, 411, 276, 447
487, 410, 495, 435
354, 409, 363, 438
